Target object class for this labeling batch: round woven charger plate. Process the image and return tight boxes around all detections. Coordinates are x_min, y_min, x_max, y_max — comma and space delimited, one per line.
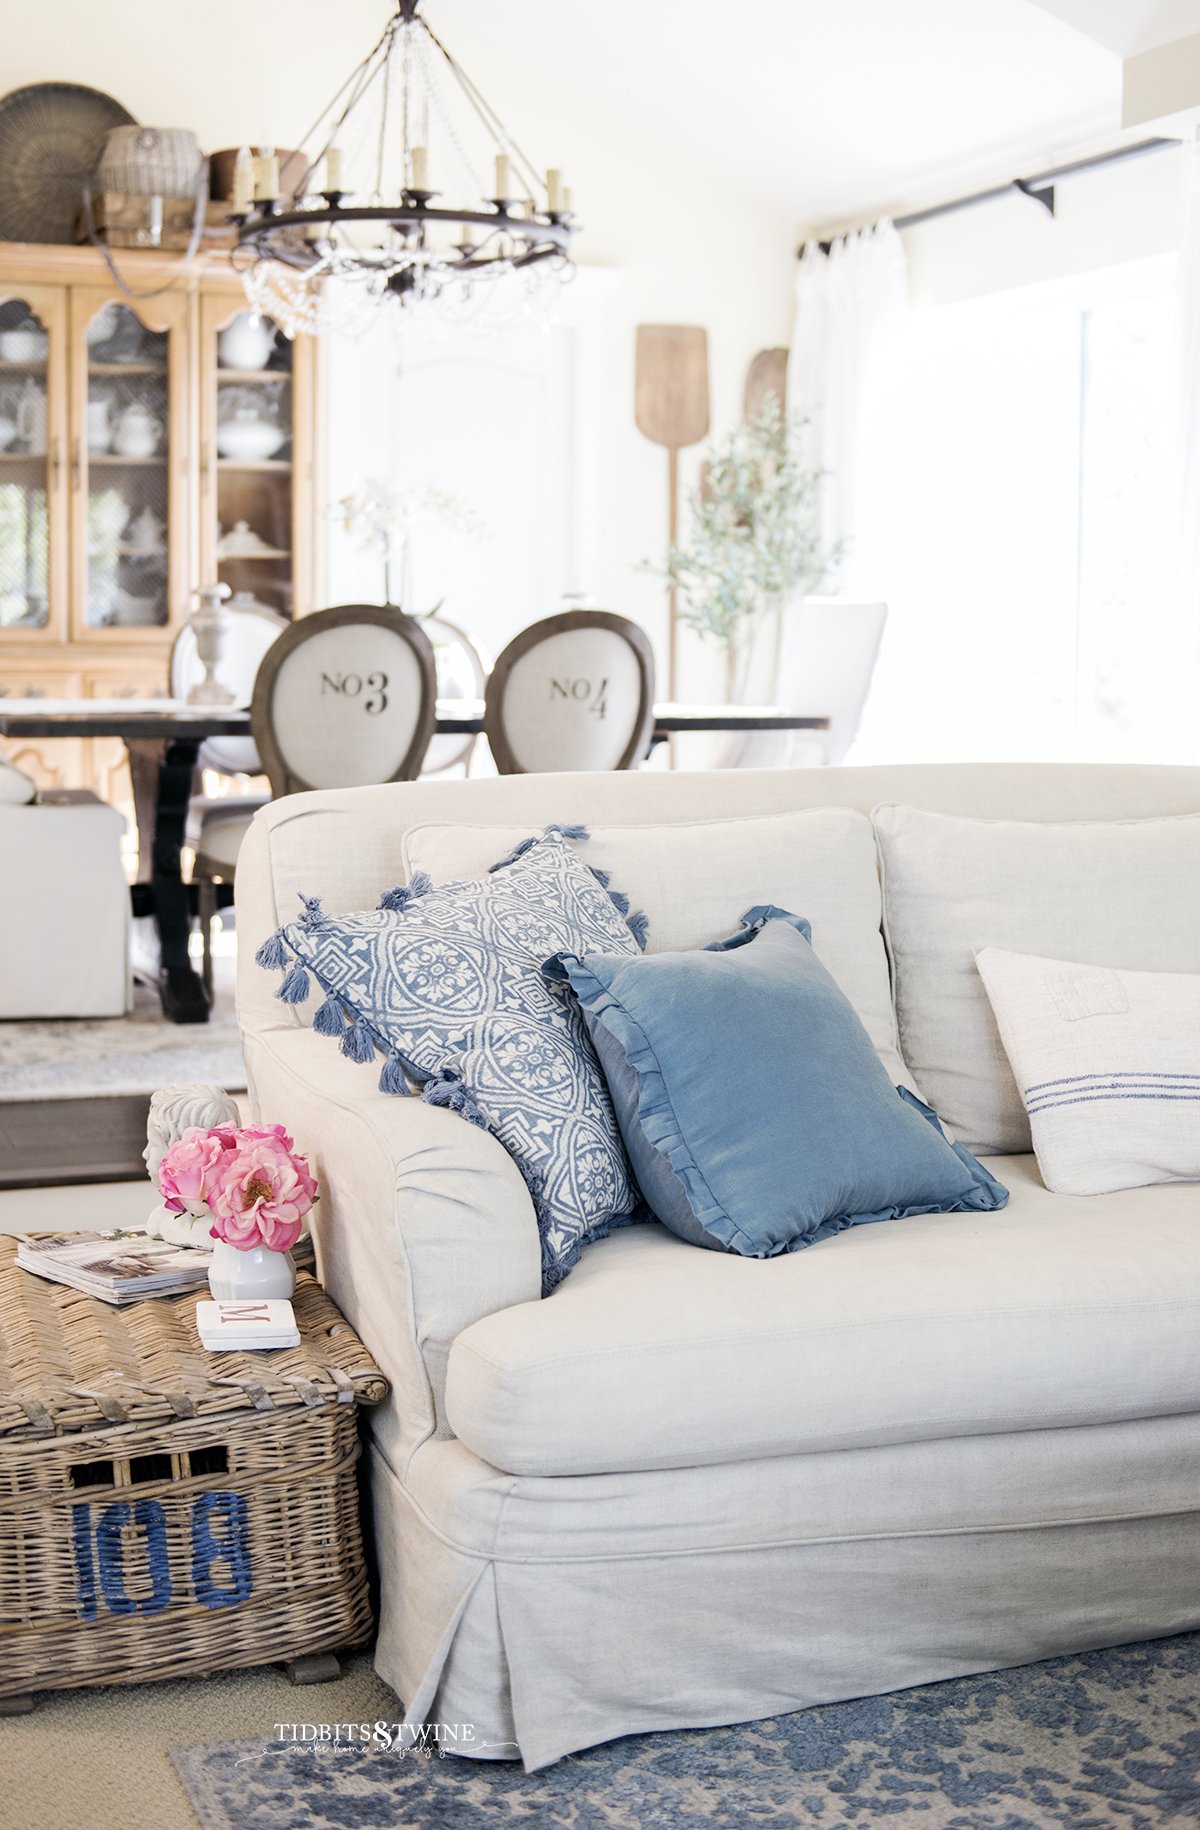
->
0, 82, 135, 244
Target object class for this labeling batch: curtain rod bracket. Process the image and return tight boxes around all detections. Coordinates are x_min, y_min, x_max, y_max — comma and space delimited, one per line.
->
1012, 177, 1055, 217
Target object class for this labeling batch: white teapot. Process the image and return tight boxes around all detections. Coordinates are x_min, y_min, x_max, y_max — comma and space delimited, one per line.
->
113, 400, 162, 459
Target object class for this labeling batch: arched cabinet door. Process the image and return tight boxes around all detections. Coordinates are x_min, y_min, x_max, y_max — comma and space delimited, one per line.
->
199, 288, 317, 627
68, 285, 190, 645
0, 281, 68, 643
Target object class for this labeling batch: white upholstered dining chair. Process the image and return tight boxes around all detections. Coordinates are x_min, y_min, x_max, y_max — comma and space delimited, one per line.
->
721, 599, 888, 769
251, 604, 438, 798
483, 611, 656, 775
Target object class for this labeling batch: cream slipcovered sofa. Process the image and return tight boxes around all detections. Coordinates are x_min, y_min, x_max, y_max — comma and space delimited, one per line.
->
236, 762, 1200, 1771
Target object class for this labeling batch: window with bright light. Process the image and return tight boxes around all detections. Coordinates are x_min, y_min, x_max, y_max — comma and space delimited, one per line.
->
853, 255, 1183, 764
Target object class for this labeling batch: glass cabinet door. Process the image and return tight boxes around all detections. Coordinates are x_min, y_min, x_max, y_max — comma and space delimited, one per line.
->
0, 283, 67, 639
200, 292, 315, 624
69, 287, 189, 641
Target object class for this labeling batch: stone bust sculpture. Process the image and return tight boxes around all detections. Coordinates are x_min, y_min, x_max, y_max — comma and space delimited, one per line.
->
144, 1082, 241, 1247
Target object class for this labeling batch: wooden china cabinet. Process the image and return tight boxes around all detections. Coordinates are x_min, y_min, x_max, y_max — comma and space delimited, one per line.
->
0, 242, 319, 844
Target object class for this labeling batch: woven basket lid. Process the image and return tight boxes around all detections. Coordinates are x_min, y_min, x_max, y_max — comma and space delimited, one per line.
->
0, 82, 135, 244
0, 1240, 388, 1439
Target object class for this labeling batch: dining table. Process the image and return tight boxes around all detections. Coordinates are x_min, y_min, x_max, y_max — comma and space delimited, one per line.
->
0, 697, 830, 1024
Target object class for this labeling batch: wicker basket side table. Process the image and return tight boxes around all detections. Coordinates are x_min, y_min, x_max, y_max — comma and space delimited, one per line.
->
0, 1236, 388, 1712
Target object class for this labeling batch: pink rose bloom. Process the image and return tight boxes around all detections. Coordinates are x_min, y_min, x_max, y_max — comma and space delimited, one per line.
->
206, 1130, 317, 1253
158, 1127, 224, 1215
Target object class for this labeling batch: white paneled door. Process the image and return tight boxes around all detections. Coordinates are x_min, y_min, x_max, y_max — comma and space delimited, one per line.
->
322, 272, 616, 672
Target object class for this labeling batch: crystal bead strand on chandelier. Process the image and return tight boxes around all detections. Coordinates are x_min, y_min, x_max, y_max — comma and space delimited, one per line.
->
230, 0, 578, 337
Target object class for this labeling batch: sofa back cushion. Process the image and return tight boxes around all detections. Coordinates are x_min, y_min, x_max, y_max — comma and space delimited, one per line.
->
405, 809, 909, 1085
874, 806, 1200, 1154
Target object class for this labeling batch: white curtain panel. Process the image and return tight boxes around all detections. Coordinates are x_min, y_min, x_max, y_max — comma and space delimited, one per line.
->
789, 222, 908, 583
1175, 132, 1200, 763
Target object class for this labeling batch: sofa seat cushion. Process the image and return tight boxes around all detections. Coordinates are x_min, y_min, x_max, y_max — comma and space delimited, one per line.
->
445, 1155, 1200, 1477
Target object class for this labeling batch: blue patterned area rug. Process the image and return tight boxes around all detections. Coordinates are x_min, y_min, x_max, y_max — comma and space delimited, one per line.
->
172, 1633, 1200, 1829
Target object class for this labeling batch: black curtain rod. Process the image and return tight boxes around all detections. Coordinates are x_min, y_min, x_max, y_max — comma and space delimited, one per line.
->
800, 135, 1179, 256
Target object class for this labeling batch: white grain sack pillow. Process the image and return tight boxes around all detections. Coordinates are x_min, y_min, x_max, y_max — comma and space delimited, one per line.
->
976, 945, 1200, 1195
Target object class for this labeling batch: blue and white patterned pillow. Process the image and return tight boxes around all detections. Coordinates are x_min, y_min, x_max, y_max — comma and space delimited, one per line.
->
255, 828, 647, 1291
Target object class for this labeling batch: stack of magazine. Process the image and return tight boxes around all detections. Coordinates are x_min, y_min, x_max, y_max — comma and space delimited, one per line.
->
16, 1230, 314, 1306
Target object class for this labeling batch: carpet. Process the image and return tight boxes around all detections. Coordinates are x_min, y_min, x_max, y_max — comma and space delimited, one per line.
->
0, 959, 245, 1102
171, 1632, 1200, 1829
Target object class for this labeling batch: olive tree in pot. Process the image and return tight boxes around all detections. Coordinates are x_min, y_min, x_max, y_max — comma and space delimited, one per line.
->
659, 396, 838, 702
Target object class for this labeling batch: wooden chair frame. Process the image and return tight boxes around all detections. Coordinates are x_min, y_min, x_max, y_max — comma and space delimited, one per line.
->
251, 605, 438, 798
483, 610, 656, 776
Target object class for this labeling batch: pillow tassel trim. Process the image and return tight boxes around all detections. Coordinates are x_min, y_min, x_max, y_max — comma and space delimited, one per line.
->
422, 1069, 488, 1129
276, 962, 312, 1005
254, 928, 289, 972
297, 894, 329, 931
489, 822, 591, 873
378, 1051, 410, 1096
340, 1015, 376, 1064
378, 872, 432, 912
312, 993, 348, 1039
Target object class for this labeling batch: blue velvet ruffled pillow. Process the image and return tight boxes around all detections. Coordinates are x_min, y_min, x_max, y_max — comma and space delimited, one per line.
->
545, 905, 1008, 1258
256, 827, 648, 1290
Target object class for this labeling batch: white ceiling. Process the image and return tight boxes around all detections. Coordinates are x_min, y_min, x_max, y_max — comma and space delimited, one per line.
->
1033, 0, 1200, 54
443, 0, 1196, 230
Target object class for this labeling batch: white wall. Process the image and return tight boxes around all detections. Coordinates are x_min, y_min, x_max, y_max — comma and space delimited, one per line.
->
2, 0, 797, 701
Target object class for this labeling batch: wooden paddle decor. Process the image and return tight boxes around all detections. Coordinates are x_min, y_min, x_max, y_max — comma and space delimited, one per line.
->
635, 324, 710, 702
744, 347, 789, 422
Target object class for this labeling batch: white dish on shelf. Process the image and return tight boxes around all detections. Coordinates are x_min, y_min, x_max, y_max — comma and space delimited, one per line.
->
112, 586, 162, 626
0, 328, 47, 361
217, 517, 276, 558
216, 417, 287, 461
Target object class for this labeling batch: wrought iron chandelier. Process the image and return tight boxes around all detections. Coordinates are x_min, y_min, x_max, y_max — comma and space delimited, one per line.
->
230, 0, 578, 336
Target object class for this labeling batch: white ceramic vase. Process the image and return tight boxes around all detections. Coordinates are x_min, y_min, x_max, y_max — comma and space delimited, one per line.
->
185, 581, 235, 705
207, 1239, 296, 1302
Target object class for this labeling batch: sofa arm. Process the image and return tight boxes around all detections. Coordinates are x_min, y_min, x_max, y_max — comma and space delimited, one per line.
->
243, 1025, 541, 1457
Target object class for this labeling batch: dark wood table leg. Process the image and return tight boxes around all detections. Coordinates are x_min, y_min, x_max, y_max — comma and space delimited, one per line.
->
125, 735, 210, 1024
125, 736, 166, 886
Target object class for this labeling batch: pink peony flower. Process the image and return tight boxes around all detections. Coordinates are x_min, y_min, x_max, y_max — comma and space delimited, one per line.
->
158, 1127, 225, 1215
205, 1129, 317, 1253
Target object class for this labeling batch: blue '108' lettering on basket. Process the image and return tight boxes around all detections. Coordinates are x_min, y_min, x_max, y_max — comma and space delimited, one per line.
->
71, 1491, 252, 1620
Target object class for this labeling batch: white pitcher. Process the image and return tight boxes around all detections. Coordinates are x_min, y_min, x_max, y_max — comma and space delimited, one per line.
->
87, 395, 113, 453
16, 380, 46, 455
217, 312, 275, 371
